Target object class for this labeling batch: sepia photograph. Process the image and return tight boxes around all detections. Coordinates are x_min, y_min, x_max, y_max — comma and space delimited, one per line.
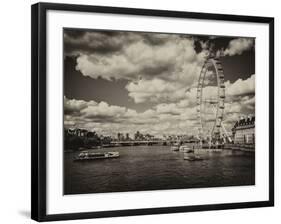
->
63, 28, 255, 195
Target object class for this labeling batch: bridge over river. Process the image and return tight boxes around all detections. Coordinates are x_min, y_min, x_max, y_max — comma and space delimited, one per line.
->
109, 140, 196, 146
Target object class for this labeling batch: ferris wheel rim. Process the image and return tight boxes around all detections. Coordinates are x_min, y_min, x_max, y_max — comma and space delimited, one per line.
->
196, 56, 225, 140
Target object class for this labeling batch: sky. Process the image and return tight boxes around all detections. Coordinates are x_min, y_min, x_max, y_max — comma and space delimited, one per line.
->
63, 28, 255, 138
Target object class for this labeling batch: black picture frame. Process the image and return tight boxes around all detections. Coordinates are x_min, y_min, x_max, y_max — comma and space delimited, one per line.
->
31, 2, 274, 222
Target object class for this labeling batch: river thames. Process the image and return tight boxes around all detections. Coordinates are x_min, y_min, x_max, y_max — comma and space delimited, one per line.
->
64, 145, 255, 195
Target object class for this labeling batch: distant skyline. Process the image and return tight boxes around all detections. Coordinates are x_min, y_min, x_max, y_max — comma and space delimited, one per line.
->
64, 29, 255, 137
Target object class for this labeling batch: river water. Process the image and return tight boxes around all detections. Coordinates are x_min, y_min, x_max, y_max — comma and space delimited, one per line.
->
64, 145, 255, 195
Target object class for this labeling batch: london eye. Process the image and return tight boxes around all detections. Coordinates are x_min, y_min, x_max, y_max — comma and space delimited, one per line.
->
196, 53, 226, 144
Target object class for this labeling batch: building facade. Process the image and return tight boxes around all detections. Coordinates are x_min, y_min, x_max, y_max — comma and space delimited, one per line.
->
232, 116, 255, 145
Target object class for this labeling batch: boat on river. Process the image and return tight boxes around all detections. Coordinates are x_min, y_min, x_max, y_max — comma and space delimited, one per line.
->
171, 143, 180, 151
179, 145, 193, 153
74, 151, 119, 161
194, 148, 222, 153
184, 154, 204, 161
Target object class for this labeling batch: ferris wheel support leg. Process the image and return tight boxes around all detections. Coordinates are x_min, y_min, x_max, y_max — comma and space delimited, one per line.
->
221, 122, 232, 142
210, 104, 231, 142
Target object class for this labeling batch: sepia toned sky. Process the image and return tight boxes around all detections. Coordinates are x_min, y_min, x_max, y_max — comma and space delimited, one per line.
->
63, 28, 255, 137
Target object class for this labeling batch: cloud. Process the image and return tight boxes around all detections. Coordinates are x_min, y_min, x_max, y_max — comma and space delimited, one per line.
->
65, 97, 130, 122
223, 38, 254, 56
226, 74, 255, 97
64, 30, 141, 56
64, 96, 88, 115
64, 96, 199, 137
65, 30, 217, 106
73, 33, 208, 105
125, 71, 255, 106
75, 53, 138, 81
125, 79, 187, 103
74, 35, 203, 83
155, 103, 182, 115
81, 101, 127, 120
64, 83, 255, 137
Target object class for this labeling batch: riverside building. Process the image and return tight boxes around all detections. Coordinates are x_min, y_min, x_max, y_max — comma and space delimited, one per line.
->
232, 116, 255, 145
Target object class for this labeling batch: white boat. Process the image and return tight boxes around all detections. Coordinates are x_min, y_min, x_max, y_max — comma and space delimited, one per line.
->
179, 145, 193, 153
194, 148, 222, 154
171, 143, 180, 151
171, 146, 179, 151
184, 154, 204, 161
74, 151, 119, 161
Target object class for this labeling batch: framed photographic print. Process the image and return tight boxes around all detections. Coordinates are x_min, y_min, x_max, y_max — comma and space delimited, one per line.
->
31, 2, 274, 222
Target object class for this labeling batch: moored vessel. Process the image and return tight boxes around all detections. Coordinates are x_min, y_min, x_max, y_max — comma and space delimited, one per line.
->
74, 151, 119, 161
184, 154, 204, 161
179, 145, 193, 153
170, 144, 180, 151
194, 148, 222, 153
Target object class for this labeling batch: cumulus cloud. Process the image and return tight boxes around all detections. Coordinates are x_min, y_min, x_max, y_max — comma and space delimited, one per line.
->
64, 30, 141, 56
64, 81, 255, 137
125, 79, 187, 103
126, 70, 255, 107
155, 103, 182, 115
64, 96, 88, 115
74, 35, 203, 83
223, 38, 254, 56
81, 101, 126, 120
64, 96, 199, 136
65, 97, 130, 122
226, 74, 255, 97
71, 31, 209, 105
